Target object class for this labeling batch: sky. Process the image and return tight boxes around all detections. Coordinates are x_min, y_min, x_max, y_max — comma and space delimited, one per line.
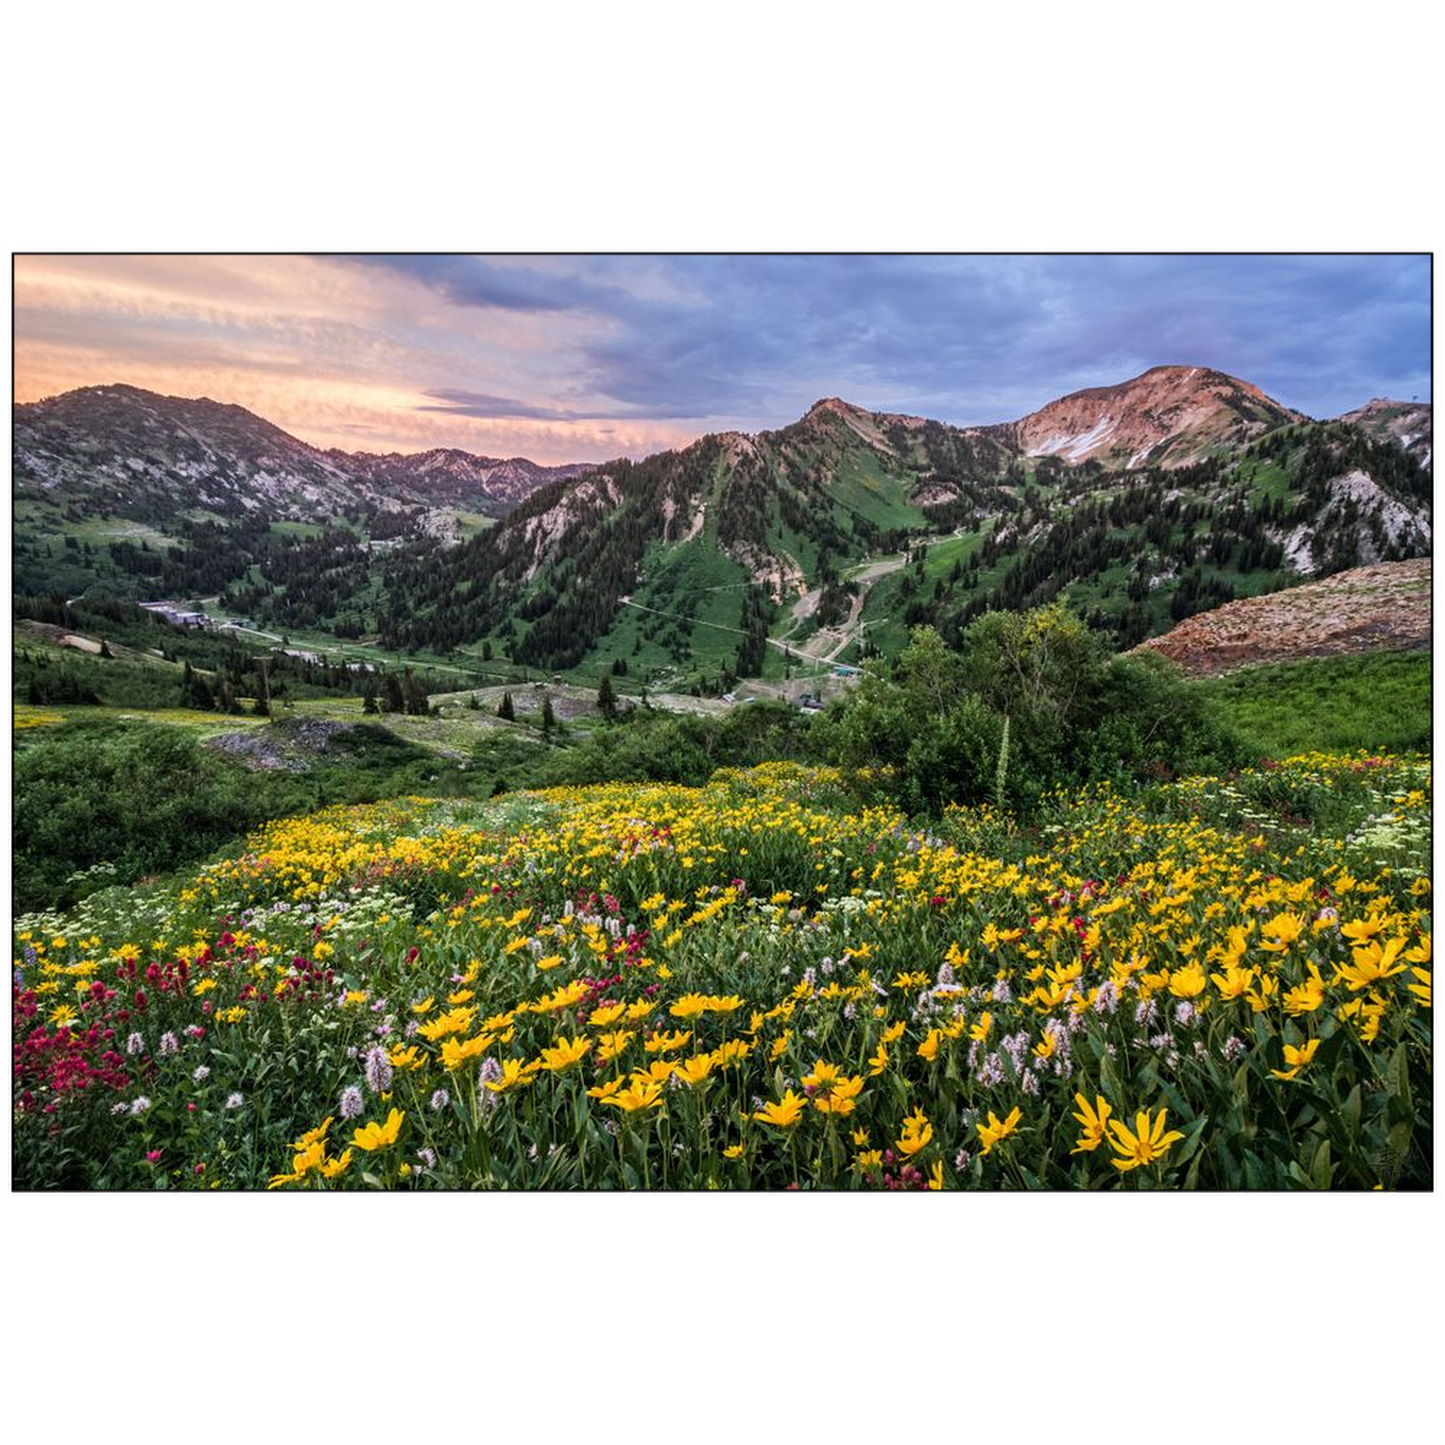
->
12, 254, 1431, 465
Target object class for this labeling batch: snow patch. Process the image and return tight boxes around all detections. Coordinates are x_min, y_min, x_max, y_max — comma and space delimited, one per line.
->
1026, 413, 1118, 461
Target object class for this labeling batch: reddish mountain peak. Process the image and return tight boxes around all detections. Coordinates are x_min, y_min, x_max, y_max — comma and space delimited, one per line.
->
1013, 365, 1301, 469
804, 396, 868, 421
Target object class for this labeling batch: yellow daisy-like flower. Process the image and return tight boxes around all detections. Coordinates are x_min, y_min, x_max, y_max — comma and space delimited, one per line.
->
352, 1108, 405, 1152
601, 1080, 664, 1112
675, 1054, 715, 1086
439, 1034, 492, 1070
538, 1035, 591, 1071
596, 1029, 636, 1062
1407, 968, 1431, 1008
484, 1058, 541, 1093
319, 1149, 353, 1180
897, 1106, 934, 1157
1282, 965, 1326, 1017
976, 1107, 1021, 1157
1070, 1093, 1112, 1154
814, 1075, 864, 1115
1271, 1038, 1321, 1081
1259, 913, 1305, 953
1338, 937, 1407, 991
669, 993, 711, 1019
1107, 1108, 1184, 1172
645, 1029, 691, 1054
752, 1089, 808, 1128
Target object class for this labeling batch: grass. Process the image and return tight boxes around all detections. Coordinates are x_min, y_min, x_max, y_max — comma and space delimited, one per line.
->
579, 537, 752, 685
13, 704, 270, 736
826, 454, 927, 532
1197, 651, 1432, 756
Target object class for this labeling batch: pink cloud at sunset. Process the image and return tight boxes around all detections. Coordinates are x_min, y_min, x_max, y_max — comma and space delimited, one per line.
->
12, 255, 717, 463
12, 254, 1430, 465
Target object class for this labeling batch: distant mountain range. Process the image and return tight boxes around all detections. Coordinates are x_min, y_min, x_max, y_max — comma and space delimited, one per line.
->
13, 383, 591, 523
12, 369, 1433, 681
376, 365, 1430, 671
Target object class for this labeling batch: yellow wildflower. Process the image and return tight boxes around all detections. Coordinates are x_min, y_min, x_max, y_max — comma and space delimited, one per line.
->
1107, 1108, 1184, 1171
976, 1107, 1021, 1156
352, 1108, 405, 1152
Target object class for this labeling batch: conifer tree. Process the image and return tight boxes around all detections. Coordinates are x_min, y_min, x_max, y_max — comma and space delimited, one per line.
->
596, 670, 617, 720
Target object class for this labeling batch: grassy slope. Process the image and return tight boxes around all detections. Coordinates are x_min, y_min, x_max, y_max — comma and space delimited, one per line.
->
1196, 652, 1432, 756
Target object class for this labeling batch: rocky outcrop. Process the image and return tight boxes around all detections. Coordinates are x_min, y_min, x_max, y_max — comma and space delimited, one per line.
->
1135, 559, 1432, 676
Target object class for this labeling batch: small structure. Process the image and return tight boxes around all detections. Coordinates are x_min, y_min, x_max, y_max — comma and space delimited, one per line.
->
140, 602, 211, 629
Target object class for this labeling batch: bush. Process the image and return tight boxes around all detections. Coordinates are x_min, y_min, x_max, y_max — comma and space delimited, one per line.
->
819, 610, 1254, 814
13, 722, 278, 910
11, 720, 455, 911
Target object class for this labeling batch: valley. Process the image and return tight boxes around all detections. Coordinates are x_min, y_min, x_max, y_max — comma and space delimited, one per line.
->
17, 364, 1427, 706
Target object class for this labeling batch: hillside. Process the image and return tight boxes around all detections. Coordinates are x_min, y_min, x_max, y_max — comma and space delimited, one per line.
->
1335, 398, 1432, 470
13, 369, 1433, 690
12, 384, 591, 631
325, 446, 592, 512
1006, 364, 1304, 468
383, 367, 1431, 680
1136, 557, 1432, 675
14, 384, 589, 522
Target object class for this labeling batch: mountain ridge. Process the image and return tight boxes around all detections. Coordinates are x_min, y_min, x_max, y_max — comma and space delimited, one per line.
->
13, 383, 592, 521
373, 365, 1431, 671
13, 370, 1432, 685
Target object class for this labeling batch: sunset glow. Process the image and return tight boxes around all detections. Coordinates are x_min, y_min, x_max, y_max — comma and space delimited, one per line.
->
13, 254, 1431, 464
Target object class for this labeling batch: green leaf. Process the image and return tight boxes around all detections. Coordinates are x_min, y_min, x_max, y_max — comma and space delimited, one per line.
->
1342, 1083, 1362, 1141
1386, 1042, 1412, 1115
1099, 1050, 1124, 1101
1171, 1114, 1210, 1168
1183, 1149, 1204, 1191
1310, 1138, 1333, 1191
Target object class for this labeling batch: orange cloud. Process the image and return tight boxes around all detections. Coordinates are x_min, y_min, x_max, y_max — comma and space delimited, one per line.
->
12, 254, 701, 463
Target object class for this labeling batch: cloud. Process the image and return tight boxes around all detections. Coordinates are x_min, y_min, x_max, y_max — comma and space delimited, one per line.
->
13, 254, 1431, 464
346, 254, 618, 314
416, 387, 711, 422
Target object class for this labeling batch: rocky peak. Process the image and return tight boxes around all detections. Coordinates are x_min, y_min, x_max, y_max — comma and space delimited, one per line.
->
1335, 398, 1432, 470
1012, 364, 1303, 469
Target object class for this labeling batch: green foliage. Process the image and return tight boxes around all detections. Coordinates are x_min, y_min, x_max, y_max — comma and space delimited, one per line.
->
1197, 652, 1432, 756
596, 670, 617, 720
535, 701, 819, 789
11, 719, 448, 912
820, 608, 1250, 814
824, 627, 1002, 812
13, 721, 278, 911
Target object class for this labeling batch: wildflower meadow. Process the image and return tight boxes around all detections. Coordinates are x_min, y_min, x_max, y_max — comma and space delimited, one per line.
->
12, 755, 1431, 1189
